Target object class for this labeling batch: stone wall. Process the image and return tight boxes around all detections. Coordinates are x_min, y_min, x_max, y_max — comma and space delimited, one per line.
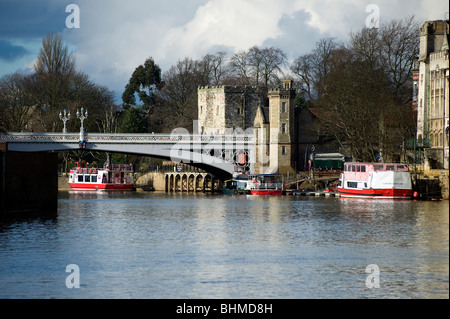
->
439, 170, 449, 200
135, 172, 166, 191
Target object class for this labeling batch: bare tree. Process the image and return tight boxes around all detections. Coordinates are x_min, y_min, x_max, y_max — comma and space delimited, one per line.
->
349, 27, 383, 70
259, 47, 287, 87
290, 53, 315, 101
199, 52, 229, 85
291, 38, 339, 100
0, 74, 35, 132
159, 57, 201, 131
379, 16, 421, 102
229, 50, 251, 85
32, 34, 77, 131
35, 34, 76, 78
350, 16, 421, 102
316, 48, 389, 161
229, 46, 287, 87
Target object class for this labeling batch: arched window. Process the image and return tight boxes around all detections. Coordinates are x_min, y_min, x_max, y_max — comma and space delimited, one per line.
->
446, 127, 449, 147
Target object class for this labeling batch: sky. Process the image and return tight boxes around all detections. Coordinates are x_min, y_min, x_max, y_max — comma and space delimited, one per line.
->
0, 0, 448, 103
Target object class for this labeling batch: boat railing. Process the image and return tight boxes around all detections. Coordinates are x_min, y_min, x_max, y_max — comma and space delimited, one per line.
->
73, 168, 98, 174
250, 182, 283, 190
103, 164, 133, 172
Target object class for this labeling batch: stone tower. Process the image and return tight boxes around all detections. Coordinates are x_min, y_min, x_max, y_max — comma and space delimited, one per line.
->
197, 85, 265, 134
267, 80, 296, 175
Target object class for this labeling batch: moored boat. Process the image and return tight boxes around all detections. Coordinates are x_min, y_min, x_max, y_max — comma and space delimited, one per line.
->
337, 162, 413, 199
222, 179, 250, 195
247, 174, 284, 195
68, 162, 134, 191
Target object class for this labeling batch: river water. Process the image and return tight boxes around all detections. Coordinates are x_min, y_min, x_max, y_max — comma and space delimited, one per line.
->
0, 191, 448, 299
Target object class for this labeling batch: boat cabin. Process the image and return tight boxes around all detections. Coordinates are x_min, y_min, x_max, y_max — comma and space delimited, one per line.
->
69, 162, 133, 186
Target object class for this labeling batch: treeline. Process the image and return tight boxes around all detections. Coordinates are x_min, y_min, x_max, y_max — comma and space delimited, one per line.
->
0, 34, 117, 134
293, 16, 420, 162
120, 46, 288, 132
0, 16, 420, 163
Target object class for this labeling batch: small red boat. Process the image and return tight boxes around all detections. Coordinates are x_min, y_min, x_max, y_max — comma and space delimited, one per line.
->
247, 174, 284, 195
68, 162, 134, 191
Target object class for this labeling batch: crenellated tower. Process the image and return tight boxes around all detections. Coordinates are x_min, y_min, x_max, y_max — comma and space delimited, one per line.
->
267, 80, 296, 175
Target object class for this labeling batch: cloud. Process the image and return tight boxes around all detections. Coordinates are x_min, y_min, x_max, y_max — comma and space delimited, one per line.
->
0, 0, 67, 38
66, 0, 315, 95
0, 40, 29, 61
1, 0, 448, 102
161, 0, 291, 56
63, 1, 207, 94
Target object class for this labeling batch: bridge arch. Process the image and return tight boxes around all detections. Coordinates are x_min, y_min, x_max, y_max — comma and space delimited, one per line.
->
1, 132, 253, 180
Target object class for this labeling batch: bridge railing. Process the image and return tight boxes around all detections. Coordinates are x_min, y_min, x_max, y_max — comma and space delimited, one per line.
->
0, 132, 254, 144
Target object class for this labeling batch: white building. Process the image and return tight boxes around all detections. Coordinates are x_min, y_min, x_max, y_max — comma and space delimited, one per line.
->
415, 20, 449, 169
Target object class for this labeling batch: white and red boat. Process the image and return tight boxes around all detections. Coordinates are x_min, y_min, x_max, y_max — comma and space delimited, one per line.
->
68, 162, 134, 191
337, 162, 413, 199
247, 174, 284, 195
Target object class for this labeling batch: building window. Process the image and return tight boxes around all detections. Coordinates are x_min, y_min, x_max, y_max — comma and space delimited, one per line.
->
282, 123, 286, 134
217, 105, 219, 115
282, 102, 286, 112
281, 146, 287, 155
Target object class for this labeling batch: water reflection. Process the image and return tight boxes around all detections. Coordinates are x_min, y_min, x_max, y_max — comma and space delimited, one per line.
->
0, 192, 448, 298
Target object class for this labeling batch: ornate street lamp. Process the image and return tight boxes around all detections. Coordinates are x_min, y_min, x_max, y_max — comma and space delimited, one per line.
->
59, 109, 71, 133
77, 108, 88, 142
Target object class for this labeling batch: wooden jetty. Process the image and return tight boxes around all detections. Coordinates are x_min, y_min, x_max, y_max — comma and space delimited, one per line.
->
285, 190, 341, 197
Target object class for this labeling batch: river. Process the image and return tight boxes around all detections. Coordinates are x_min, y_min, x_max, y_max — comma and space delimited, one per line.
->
0, 191, 448, 299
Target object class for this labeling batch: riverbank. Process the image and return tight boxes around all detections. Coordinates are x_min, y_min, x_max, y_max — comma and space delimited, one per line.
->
58, 176, 72, 191
58, 169, 449, 200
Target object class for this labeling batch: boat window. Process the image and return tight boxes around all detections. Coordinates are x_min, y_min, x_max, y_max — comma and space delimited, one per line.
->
386, 165, 395, 171
351, 165, 356, 172
237, 182, 247, 189
357, 165, 361, 172
396, 165, 405, 171
373, 165, 384, 171
84, 175, 90, 183
347, 181, 358, 188
361, 165, 366, 172
77, 175, 83, 182
364, 183, 367, 188
91, 175, 97, 183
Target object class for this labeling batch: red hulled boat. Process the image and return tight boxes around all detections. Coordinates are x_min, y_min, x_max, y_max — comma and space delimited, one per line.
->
68, 162, 134, 191
337, 163, 413, 199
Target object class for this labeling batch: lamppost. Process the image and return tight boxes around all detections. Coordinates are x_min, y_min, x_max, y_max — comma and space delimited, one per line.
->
59, 109, 71, 133
77, 108, 88, 142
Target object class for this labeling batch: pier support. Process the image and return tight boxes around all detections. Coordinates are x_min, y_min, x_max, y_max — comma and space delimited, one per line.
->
1, 145, 58, 216
165, 172, 222, 193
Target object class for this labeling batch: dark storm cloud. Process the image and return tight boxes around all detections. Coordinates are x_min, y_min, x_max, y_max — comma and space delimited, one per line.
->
0, 40, 29, 61
0, 0, 68, 38
262, 10, 323, 59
